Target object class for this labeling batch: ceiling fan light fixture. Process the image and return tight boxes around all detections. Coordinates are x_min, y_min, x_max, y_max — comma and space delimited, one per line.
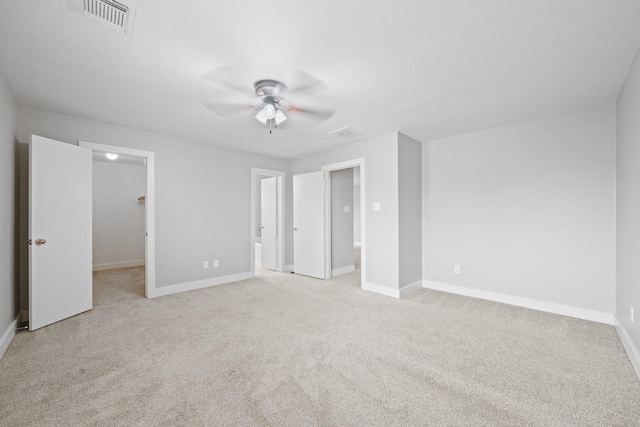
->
255, 109, 267, 124
274, 109, 287, 125
263, 103, 276, 120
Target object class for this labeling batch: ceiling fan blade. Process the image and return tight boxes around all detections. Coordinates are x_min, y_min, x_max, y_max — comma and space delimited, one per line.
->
288, 81, 323, 95
287, 70, 327, 95
202, 67, 249, 94
203, 102, 257, 116
286, 105, 335, 122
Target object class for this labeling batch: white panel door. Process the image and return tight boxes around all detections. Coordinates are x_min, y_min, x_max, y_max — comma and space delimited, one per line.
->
29, 135, 93, 331
260, 176, 277, 270
293, 171, 326, 279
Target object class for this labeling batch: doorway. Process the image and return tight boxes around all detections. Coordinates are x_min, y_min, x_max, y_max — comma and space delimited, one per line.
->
322, 159, 366, 288
250, 168, 285, 276
79, 141, 156, 297
91, 152, 146, 300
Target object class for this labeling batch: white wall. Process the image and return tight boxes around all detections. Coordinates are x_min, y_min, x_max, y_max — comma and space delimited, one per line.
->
92, 161, 146, 270
423, 103, 616, 318
293, 133, 400, 291
616, 45, 640, 370
16, 144, 28, 318
398, 134, 422, 288
18, 108, 290, 299
0, 73, 19, 357
331, 168, 354, 273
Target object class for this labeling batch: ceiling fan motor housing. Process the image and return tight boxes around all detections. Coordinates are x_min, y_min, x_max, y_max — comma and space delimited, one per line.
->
254, 79, 287, 101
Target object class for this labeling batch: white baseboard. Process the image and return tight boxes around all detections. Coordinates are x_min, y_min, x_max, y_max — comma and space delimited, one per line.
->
363, 282, 400, 298
332, 264, 355, 277
399, 280, 423, 298
149, 271, 254, 298
0, 318, 18, 359
422, 280, 614, 325
284, 264, 294, 273
362, 280, 424, 299
93, 260, 145, 271
614, 315, 640, 381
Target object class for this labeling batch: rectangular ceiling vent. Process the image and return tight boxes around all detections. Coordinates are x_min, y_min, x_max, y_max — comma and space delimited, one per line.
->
83, 0, 137, 34
328, 126, 363, 139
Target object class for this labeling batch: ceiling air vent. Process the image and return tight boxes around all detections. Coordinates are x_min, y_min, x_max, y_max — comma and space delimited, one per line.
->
329, 126, 363, 139
83, 0, 137, 34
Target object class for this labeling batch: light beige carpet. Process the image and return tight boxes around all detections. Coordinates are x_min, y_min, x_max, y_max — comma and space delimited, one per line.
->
1, 260, 639, 426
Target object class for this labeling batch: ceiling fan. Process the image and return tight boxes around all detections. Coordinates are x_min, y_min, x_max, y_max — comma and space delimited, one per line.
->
203, 67, 335, 134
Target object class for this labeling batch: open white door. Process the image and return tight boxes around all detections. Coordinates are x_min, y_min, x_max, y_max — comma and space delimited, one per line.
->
29, 135, 93, 330
260, 176, 277, 270
293, 171, 326, 279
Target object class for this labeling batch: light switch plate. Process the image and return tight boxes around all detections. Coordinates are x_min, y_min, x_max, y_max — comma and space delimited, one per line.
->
373, 202, 381, 211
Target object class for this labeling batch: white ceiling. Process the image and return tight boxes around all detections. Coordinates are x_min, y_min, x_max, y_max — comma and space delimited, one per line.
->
1, 1, 639, 159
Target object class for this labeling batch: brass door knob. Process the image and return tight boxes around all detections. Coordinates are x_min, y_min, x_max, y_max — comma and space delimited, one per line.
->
35, 238, 47, 246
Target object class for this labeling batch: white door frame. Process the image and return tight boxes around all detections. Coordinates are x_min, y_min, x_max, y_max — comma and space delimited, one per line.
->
250, 168, 285, 274
79, 141, 156, 298
321, 158, 366, 287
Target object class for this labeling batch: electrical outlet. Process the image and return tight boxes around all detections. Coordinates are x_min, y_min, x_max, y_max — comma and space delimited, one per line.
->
453, 265, 460, 274
213, 260, 219, 268
203, 261, 209, 269
631, 306, 635, 323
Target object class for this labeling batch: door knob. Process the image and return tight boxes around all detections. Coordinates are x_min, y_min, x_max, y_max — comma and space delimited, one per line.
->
35, 238, 47, 246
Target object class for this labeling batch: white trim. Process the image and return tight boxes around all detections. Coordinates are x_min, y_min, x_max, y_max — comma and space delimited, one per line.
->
422, 280, 614, 324
362, 280, 423, 299
149, 271, 253, 298
93, 260, 145, 271
255, 241, 262, 266
284, 264, 294, 272
323, 170, 331, 279
332, 264, 355, 277
399, 280, 423, 298
614, 315, 640, 381
79, 141, 156, 299
322, 159, 366, 288
250, 168, 286, 277
362, 282, 399, 298
0, 318, 18, 359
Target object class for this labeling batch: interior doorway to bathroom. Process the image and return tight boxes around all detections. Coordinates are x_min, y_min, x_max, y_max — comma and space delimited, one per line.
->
250, 168, 285, 276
